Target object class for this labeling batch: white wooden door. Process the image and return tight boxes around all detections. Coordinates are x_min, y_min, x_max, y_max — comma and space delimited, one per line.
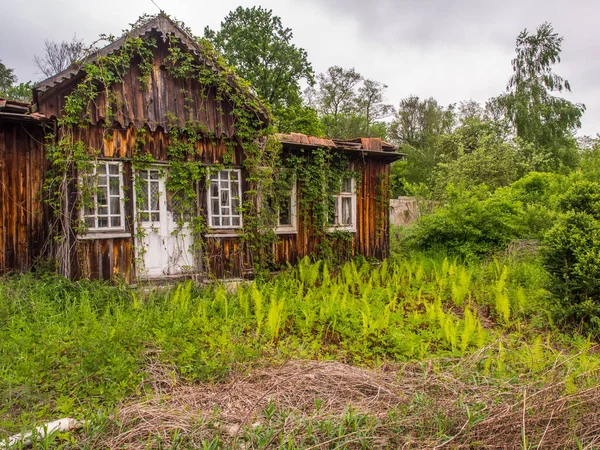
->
135, 168, 194, 278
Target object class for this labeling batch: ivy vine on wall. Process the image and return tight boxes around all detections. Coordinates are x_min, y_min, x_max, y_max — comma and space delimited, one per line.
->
43, 14, 360, 279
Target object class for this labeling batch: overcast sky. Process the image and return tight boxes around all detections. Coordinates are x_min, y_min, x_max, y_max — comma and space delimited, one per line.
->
1, 0, 597, 136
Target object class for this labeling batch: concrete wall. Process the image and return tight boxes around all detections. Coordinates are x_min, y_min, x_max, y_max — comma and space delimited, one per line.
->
390, 196, 419, 226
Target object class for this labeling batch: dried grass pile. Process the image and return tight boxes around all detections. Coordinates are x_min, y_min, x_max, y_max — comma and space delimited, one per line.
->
89, 357, 600, 449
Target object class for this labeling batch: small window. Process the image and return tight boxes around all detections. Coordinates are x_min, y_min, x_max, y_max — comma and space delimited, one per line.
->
275, 179, 297, 233
82, 161, 125, 231
207, 169, 242, 229
137, 169, 161, 222
327, 176, 356, 231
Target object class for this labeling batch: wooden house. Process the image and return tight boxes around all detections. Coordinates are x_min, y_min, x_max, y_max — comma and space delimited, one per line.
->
0, 15, 403, 282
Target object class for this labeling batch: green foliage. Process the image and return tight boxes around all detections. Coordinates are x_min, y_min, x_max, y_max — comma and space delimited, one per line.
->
493, 22, 585, 171
204, 6, 314, 120
308, 66, 393, 139
406, 185, 525, 259
0, 59, 32, 103
0, 59, 16, 93
431, 118, 535, 196
540, 181, 600, 329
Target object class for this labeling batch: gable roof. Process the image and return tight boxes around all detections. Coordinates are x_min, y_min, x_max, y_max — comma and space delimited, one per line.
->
33, 14, 270, 123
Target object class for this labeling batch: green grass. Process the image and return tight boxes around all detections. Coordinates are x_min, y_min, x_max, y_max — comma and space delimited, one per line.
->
1, 252, 600, 447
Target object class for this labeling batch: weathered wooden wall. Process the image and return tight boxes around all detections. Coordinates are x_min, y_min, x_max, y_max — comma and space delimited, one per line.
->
0, 119, 47, 274
30, 31, 394, 282
36, 40, 241, 137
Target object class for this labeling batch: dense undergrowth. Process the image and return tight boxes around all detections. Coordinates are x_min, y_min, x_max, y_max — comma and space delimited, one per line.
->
2, 252, 600, 448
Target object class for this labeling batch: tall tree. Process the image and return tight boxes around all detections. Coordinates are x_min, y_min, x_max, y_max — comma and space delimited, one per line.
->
494, 22, 585, 171
308, 67, 392, 139
355, 79, 394, 136
308, 66, 362, 125
0, 60, 32, 103
388, 96, 455, 193
34, 35, 86, 78
0, 59, 17, 93
204, 6, 314, 125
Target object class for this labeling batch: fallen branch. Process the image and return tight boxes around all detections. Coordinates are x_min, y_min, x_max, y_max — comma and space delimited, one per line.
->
1, 418, 83, 448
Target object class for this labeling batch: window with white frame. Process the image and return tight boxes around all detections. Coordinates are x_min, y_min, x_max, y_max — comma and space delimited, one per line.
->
275, 178, 297, 233
207, 169, 242, 228
137, 169, 161, 222
82, 161, 125, 231
327, 176, 356, 231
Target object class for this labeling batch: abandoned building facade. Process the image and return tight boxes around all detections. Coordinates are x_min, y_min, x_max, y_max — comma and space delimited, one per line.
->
0, 15, 403, 282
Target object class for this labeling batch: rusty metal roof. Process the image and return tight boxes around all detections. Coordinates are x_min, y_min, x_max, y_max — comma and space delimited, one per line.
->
276, 133, 405, 161
0, 98, 47, 123
33, 14, 270, 123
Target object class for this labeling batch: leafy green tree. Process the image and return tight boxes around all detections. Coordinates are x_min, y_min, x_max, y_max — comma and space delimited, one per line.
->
0, 59, 17, 93
432, 120, 534, 197
0, 60, 32, 103
204, 6, 314, 130
388, 96, 455, 191
494, 22, 585, 171
355, 79, 394, 137
308, 67, 393, 139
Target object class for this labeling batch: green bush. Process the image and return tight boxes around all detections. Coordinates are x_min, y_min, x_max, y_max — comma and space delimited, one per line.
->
406, 186, 525, 259
541, 181, 600, 330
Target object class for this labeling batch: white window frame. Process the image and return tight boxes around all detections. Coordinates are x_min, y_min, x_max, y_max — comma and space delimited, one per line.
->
275, 179, 297, 234
81, 161, 126, 233
207, 169, 243, 229
327, 175, 357, 232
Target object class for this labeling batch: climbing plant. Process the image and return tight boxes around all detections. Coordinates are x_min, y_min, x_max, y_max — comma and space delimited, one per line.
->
43, 14, 368, 279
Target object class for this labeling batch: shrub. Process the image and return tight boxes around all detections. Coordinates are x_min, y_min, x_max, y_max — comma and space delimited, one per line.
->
406, 186, 525, 259
541, 181, 600, 330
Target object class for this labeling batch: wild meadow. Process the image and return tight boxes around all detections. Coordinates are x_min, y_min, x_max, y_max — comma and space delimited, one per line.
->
2, 248, 600, 448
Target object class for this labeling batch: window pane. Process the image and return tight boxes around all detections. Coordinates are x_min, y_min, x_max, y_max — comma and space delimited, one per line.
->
110, 197, 121, 215
212, 217, 220, 226
108, 164, 119, 175
85, 217, 94, 228
139, 180, 148, 210
98, 176, 107, 186
232, 217, 240, 227
222, 217, 230, 227
98, 217, 108, 228
109, 177, 120, 195
327, 197, 337, 224
279, 198, 291, 225
232, 198, 240, 215
98, 187, 108, 205
231, 182, 239, 196
98, 206, 108, 215
111, 216, 121, 227
210, 182, 219, 198
150, 181, 160, 211
97, 164, 106, 175
151, 212, 160, 222
342, 177, 353, 193
149, 170, 159, 180
230, 171, 238, 181
210, 172, 218, 180
221, 207, 230, 215
211, 198, 219, 215
220, 190, 229, 207
342, 197, 352, 225
220, 180, 228, 189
